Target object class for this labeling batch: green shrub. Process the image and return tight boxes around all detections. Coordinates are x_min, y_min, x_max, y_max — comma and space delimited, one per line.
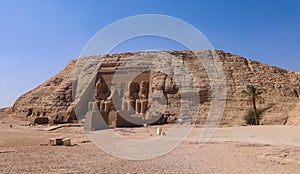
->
244, 108, 264, 125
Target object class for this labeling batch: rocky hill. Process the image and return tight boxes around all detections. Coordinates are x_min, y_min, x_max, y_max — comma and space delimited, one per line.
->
10, 50, 300, 126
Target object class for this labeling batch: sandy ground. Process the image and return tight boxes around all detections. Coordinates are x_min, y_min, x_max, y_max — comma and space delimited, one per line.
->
1, 113, 300, 174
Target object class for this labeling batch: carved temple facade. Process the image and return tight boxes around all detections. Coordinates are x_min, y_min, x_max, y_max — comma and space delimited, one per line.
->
83, 58, 179, 130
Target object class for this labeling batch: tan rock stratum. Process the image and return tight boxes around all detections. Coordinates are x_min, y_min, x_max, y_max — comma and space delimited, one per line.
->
11, 50, 300, 126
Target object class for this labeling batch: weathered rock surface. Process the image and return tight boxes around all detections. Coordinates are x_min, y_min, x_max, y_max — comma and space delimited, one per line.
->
10, 50, 300, 126
12, 60, 76, 122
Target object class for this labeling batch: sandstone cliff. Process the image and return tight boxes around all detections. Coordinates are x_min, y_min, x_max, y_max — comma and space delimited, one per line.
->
11, 50, 300, 126
12, 60, 76, 122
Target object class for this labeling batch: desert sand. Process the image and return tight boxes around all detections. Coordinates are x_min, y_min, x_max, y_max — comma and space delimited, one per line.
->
1, 112, 300, 174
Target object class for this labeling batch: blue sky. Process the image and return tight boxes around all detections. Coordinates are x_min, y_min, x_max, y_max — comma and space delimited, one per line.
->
1, 0, 300, 107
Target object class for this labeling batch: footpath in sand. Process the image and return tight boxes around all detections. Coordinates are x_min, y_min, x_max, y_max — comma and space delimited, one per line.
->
1, 113, 300, 174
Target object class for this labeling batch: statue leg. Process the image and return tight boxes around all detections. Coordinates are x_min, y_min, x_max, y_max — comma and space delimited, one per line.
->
100, 100, 105, 111
127, 100, 135, 111
141, 100, 148, 114
104, 101, 111, 112
136, 100, 141, 114
122, 99, 127, 111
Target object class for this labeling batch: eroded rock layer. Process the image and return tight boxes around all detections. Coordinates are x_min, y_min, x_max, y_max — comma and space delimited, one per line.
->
11, 50, 300, 126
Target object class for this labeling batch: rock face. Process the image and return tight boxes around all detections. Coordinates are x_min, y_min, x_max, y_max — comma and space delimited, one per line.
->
12, 60, 76, 122
11, 50, 300, 126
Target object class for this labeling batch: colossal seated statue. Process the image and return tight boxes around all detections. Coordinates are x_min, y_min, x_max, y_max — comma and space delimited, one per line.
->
95, 79, 110, 101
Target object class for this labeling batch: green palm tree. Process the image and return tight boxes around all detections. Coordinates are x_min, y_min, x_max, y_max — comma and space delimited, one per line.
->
242, 85, 262, 125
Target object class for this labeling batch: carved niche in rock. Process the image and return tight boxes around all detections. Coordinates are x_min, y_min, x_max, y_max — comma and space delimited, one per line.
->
95, 79, 110, 101
164, 76, 177, 93
121, 81, 150, 115
97, 85, 121, 113
128, 82, 140, 100
138, 81, 149, 100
